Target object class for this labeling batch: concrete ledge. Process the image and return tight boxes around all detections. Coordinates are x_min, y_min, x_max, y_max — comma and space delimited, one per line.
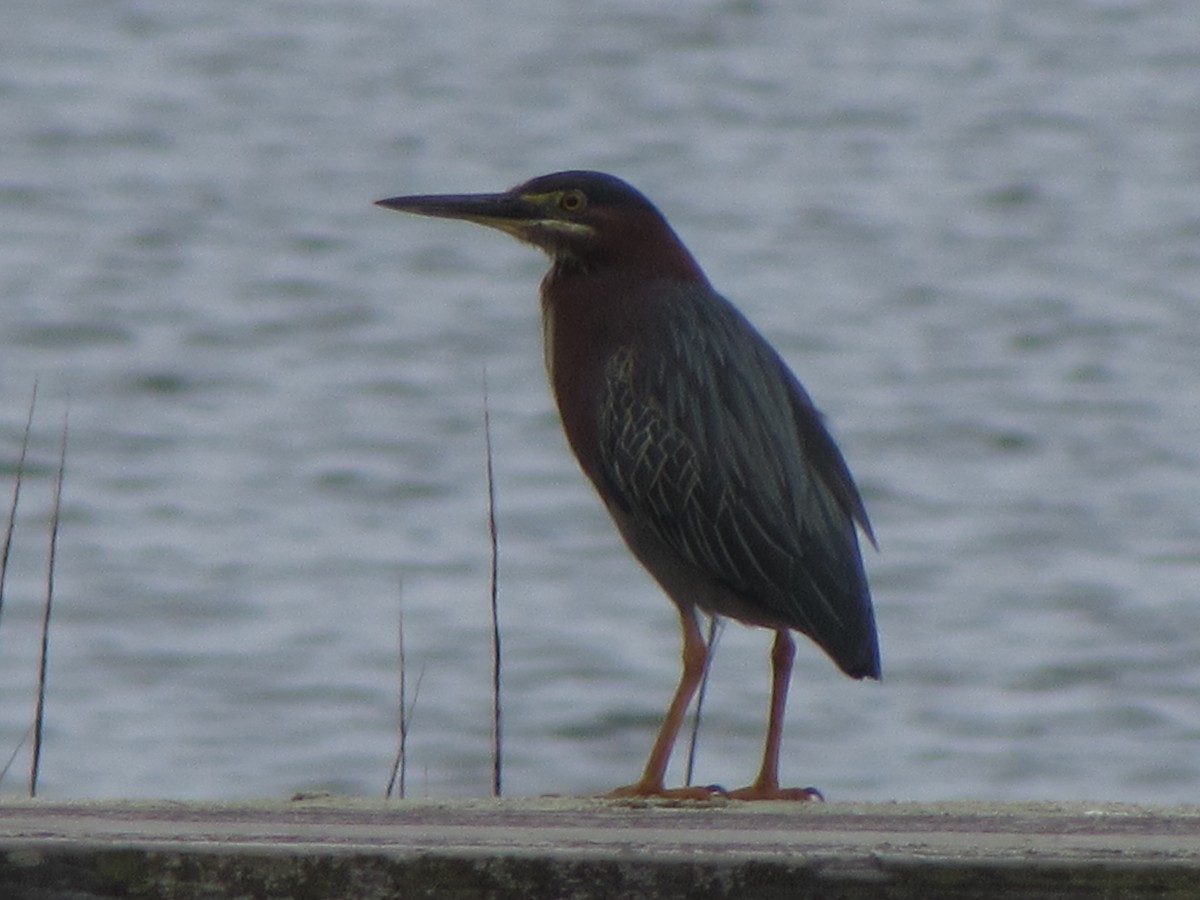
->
1, 797, 1198, 898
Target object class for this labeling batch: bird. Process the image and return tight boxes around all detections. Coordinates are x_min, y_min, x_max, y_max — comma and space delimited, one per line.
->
376, 171, 879, 800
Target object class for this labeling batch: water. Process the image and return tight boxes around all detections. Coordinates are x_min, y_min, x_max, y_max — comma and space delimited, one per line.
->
2, 0, 1198, 803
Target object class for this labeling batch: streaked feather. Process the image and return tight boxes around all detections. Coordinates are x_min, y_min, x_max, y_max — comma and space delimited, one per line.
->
596, 281, 878, 677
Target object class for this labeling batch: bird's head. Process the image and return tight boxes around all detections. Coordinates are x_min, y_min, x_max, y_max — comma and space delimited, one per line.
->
377, 170, 704, 279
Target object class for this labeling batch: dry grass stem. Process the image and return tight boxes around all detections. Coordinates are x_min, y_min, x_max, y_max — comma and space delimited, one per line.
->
685, 614, 723, 788
385, 581, 425, 800
1, 383, 38, 627
483, 370, 503, 798
31, 403, 67, 797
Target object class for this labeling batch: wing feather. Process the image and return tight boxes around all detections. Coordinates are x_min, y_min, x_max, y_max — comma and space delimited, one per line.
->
596, 283, 878, 676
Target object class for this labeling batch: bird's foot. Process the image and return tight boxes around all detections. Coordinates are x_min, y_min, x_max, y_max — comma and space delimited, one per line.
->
727, 783, 824, 802
605, 780, 728, 801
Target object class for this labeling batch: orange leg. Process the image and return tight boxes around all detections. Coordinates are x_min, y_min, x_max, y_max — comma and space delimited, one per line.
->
608, 608, 719, 799
729, 630, 822, 801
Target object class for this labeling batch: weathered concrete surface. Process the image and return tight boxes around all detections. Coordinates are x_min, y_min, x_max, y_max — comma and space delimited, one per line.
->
1, 797, 1198, 899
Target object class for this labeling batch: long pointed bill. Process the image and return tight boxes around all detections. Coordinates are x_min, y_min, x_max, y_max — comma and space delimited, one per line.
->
375, 191, 539, 239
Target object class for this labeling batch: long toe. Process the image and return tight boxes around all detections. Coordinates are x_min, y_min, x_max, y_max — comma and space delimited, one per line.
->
606, 780, 728, 801
727, 784, 824, 802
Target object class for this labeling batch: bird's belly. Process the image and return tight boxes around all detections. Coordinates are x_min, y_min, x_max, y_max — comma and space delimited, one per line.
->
604, 499, 798, 632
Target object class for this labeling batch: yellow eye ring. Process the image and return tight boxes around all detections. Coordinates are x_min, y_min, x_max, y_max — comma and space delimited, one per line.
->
560, 190, 587, 213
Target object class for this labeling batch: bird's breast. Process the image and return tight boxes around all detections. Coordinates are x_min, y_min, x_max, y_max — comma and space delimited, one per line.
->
539, 273, 631, 483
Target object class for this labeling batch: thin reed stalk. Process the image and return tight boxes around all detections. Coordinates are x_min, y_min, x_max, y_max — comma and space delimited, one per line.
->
1, 383, 38, 627
0, 725, 31, 785
31, 403, 67, 797
684, 614, 723, 787
386, 579, 423, 800
483, 370, 502, 798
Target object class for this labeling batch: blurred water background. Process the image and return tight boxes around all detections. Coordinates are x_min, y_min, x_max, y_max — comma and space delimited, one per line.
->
2, 0, 1198, 803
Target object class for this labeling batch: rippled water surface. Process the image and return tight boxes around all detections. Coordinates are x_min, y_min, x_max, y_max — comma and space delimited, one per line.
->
2, 0, 1198, 802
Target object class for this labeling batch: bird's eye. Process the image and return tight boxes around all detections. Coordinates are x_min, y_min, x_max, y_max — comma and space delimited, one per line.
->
559, 190, 587, 213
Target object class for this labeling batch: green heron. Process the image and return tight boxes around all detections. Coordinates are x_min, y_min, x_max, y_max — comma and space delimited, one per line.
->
377, 171, 879, 800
